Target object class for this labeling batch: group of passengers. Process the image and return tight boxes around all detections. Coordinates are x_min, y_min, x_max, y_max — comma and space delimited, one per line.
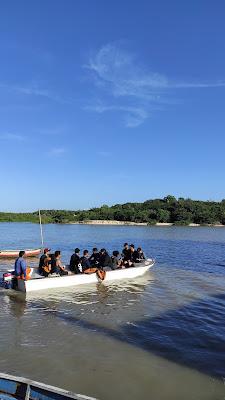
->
38, 243, 145, 277
38, 249, 68, 277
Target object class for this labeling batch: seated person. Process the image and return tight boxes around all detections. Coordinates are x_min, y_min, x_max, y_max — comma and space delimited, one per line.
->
80, 250, 92, 272
70, 248, 81, 274
50, 251, 68, 275
136, 247, 146, 262
111, 250, 123, 269
123, 244, 136, 267
89, 247, 100, 267
42, 255, 52, 277
39, 248, 51, 275
122, 243, 129, 261
99, 248, 113, 270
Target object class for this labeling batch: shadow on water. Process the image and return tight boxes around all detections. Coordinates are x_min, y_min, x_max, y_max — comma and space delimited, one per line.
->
46, 293, 225, 380
4, 281, 225, 381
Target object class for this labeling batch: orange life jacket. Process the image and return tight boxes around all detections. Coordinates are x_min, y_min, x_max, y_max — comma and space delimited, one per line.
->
17, 267, 31, 280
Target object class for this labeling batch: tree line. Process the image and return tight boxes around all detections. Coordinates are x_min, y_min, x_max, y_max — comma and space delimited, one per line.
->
1, 196, 225, 225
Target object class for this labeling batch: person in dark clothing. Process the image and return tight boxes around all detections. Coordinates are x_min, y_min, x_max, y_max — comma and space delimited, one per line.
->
122, 243, 130, 261
131, 249, 140, 263
70, 248, 81, 274
39, 248, 51, 275
50, 253, 57, 273
129, 244, 136, 263
99, 248, 113, 270
42, 255, 52, 277
123, 244, 136, 267
111, 250, 123, 270
80, 250, 91, 272
50, 251, 68, 275
136, 247, 146, 262
89, 248, 100, 267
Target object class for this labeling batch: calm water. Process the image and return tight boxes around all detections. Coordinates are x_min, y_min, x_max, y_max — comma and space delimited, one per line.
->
0, 223, 225, 399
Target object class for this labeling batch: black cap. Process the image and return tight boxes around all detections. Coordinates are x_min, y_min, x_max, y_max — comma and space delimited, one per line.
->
75, 248, 80, 253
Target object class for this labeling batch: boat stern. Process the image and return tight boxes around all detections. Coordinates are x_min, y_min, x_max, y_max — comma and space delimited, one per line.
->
17, 279, 27, 293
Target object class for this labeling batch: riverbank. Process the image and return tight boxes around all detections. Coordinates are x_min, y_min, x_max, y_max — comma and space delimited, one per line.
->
68, 220, 225, 227
1, 196, 225, 226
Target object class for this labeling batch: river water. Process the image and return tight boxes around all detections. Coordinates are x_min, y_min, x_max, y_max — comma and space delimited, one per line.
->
0, 223, 225, 399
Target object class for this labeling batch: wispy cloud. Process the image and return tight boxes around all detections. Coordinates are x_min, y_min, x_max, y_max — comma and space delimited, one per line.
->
86, 44, 167, 101
170, 81, 225, 89
0, 83, 70, 104
98, 150, 111, 157
48, 147, 67, 156
38, 126, 69, 137
85, 104, 151, 127
85, 43, 225, 127
0, 132, 25, 141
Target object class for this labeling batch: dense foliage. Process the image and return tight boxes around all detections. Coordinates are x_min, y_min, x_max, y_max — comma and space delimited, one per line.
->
1, 196, 225, 225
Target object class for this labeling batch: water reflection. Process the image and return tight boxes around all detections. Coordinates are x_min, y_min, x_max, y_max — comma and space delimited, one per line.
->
7, 292, 27, 318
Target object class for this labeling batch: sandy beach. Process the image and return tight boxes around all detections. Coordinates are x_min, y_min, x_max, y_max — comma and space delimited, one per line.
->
68, 220, 225, 227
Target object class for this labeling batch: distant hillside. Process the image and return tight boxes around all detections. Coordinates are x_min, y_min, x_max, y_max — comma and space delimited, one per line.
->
1, 196, 225, 225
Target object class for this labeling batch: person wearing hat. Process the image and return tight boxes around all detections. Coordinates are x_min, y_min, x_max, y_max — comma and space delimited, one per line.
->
38, 248, 51, 275
69, 248, 81, 274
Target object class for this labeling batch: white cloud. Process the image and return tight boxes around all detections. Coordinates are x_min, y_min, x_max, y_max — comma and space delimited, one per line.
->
85, 104, 152, 127
0, 133, 25, 141
87, 43, 168, 100
0, 83, 69, 104
170, 81, 225, 89
48, 147, 67, 156
98, 151, 111, 157
38, 126, 68, 136
85, 43, 225, 127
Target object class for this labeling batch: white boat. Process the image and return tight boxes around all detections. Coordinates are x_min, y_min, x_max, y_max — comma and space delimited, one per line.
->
16, 259, 155, 293
0, 372, 97, 400
0, 248, 41, 258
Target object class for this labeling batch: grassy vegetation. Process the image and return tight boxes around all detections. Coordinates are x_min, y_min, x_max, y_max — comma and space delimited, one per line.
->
1, 195, 225, 225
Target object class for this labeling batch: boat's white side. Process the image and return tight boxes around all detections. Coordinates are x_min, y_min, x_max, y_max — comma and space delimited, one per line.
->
0, 372, 97, 400
17, 260, 154, 293
0, 248, 41, 258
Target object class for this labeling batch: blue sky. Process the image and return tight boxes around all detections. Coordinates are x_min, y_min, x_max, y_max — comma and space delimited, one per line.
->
0, 0, 225, 211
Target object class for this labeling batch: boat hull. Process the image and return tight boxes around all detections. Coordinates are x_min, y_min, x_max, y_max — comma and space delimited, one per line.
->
17, 260, 154, 293
0, 372, 97, 400
0, 249, 41, 258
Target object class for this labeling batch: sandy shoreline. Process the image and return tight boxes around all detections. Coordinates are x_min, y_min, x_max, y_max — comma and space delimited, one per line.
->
68, 220, 225, 227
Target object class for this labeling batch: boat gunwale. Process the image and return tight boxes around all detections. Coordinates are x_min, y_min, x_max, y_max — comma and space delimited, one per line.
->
28, 259, 155, 282
0, 249, 41, 252
0, 249, 41, 258
0, 372, 97, 400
